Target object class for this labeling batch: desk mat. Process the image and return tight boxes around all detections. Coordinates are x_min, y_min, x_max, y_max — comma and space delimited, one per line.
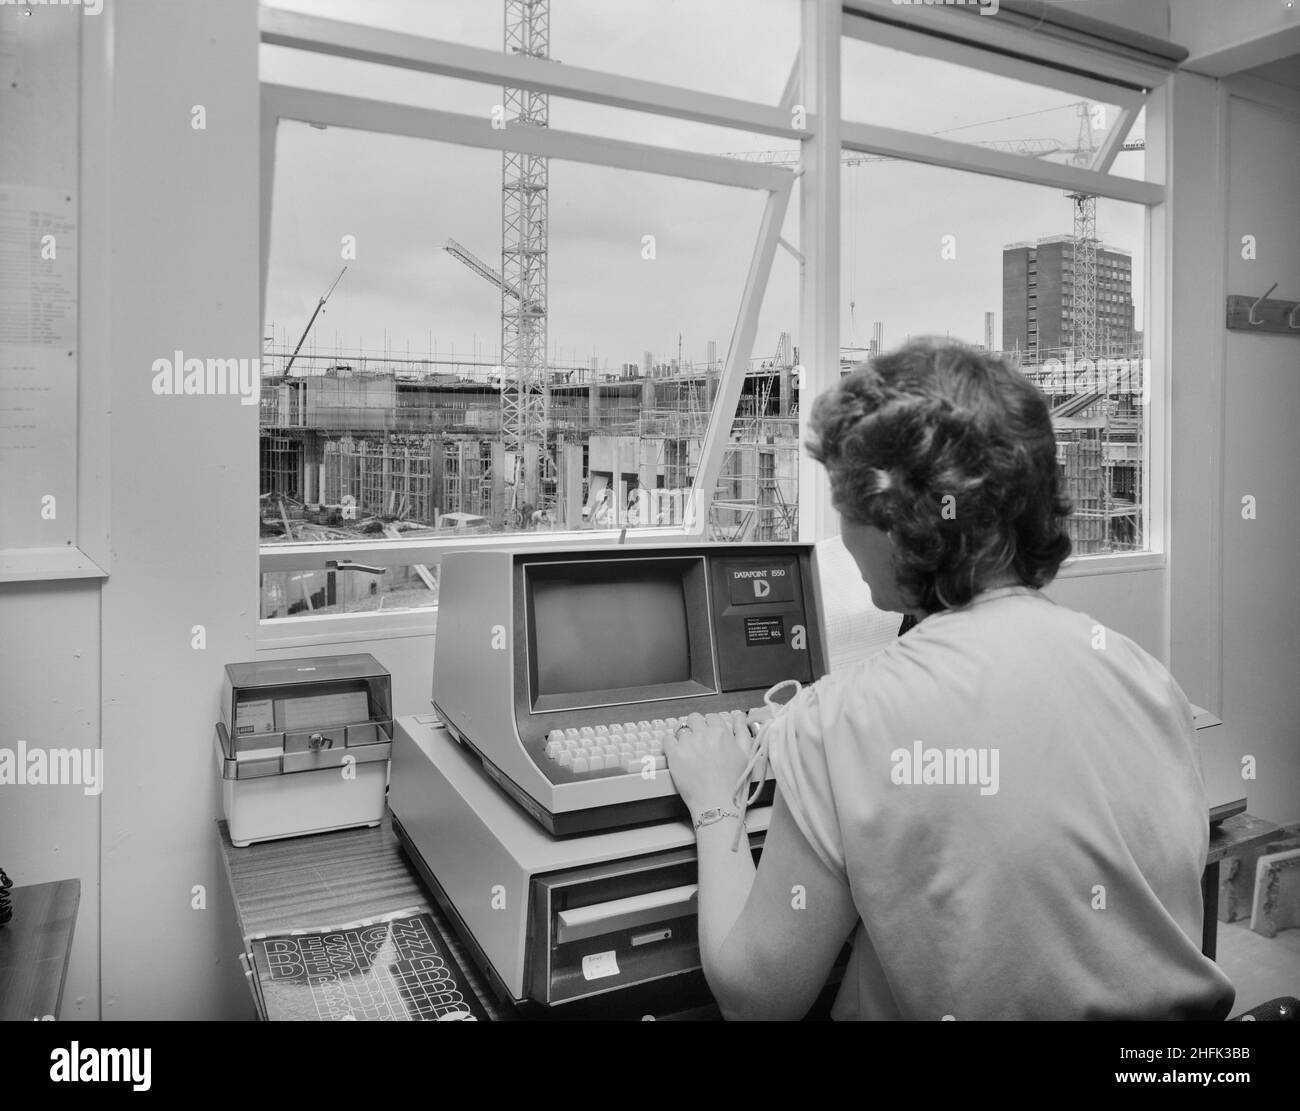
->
247, 906, 487, 1021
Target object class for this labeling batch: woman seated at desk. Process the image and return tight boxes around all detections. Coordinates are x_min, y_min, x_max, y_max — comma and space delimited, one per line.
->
665, 339, 1234, 1021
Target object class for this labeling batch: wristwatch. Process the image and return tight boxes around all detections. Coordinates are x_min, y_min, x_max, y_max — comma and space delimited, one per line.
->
693, 807, 740, 831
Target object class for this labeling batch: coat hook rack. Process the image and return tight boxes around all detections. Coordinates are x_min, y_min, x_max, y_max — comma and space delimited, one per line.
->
1249, 283, 1278, 325
1226, 284, 1300, 336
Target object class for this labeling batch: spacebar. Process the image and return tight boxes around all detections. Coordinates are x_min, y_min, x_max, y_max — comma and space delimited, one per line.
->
555, 884, 698, 944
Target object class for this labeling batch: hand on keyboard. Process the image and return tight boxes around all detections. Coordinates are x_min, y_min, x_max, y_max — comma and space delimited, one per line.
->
540, 708, 775, 781
662, 711, 752, 814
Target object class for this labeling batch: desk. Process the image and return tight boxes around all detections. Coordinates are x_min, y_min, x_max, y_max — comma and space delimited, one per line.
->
0, 879, 80, 1021
1203, 813, 1281, 959
217, 818, 507, 1020
218, 817, 787, 1020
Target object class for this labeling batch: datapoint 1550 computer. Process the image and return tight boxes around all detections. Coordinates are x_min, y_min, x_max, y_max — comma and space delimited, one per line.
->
389, 543, 830, 1010
425, 543, 826, 836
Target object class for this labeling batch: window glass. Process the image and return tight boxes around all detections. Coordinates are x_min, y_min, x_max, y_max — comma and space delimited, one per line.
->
261, 120, 797, 617
265, 0, 798, 103
842, 159, 1148, 555
842, 36, 1143, 180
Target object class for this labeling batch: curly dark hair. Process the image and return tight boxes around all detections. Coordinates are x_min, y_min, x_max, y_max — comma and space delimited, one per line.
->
807, 338, 1072, 614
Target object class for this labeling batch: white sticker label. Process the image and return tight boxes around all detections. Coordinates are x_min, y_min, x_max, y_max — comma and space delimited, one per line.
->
581, 951, 620, 981
234, 698, 274, 735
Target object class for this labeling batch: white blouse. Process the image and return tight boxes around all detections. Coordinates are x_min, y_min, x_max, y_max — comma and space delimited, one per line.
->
766, 586, 1235, 1020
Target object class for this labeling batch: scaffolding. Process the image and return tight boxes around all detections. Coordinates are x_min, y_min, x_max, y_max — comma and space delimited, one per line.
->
443, 439, 499, 522
261, 432, 305, 502
355, 437, 439, 523
1045, 375, 1143, 554
260, 352, 803, 538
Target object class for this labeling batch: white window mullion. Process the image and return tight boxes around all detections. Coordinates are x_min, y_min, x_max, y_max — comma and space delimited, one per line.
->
841, 118, 1162, 205
798, 0, 842, 544
260, 6, 803, 140
692, 180, 795, 533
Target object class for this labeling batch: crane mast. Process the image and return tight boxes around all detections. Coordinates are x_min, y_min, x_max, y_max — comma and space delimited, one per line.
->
501, 0, 550, 518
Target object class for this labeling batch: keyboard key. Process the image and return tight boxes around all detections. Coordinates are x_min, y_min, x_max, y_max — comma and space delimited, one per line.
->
622, 723, 637, 734
572, 756, 589, 774
555, 751, 572, 766
547, 729, 566, 745
622, 755, 652, 774
651, 719, 665, 730
579, 726, 596, 737
594, 725, 610, 735
545, 741, 563, 757
564, 728, 581, 740
610, 723, 624, 734
649, 740, 663, 755
636, 720, 651, 731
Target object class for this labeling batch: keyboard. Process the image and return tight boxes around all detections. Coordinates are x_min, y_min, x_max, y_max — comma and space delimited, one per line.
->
543, 710, 769, 777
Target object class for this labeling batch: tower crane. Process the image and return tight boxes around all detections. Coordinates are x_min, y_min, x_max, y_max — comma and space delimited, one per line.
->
500, 0, 552, 523
443, 238, 521, 302
1061, 104, 1145, 360
438, 1, 552, 528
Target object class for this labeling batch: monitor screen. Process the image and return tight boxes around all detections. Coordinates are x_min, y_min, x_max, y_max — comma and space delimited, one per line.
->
530, 571, 691, 697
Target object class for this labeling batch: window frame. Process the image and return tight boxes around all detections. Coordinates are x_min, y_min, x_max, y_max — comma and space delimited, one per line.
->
257, 10, 797, 643
256, 1, 1171, 647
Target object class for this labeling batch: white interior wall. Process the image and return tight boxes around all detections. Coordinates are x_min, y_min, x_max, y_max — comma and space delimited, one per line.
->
1217, 89, 1300, 824
0, 582, 101, 1019
96, 0, 260, 1019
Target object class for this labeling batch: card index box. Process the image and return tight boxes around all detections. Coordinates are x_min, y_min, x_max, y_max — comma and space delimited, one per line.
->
215, 654, 393, 846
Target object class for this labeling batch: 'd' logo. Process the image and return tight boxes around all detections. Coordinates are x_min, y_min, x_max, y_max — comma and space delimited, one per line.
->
753, 580, 770, 598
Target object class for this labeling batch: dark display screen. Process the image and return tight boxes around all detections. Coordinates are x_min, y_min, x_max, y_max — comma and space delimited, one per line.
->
531, 573, 691, 697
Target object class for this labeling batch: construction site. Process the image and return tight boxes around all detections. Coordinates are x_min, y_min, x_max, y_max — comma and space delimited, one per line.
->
258, 0, 1143, 617
257, 341, 800, 618
1016, 343, 1145, 555
259, 336, 801, 538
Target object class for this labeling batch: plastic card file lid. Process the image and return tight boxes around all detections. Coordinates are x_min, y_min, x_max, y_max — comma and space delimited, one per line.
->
216, 653, 393, 781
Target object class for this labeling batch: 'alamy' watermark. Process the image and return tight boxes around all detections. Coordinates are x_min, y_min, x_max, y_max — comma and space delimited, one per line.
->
892, 0, 999, 15
50, 1044, 150, 1092
151, 351, 260, 405
890, 742, 999, 795
0, 742, 103, 796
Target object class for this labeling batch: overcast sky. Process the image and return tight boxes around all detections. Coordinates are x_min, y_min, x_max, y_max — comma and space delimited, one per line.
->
262, 0, 1147, 374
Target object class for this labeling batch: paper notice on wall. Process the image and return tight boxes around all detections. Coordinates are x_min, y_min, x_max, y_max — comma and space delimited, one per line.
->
0, 185, 77, 551
0, 185, 77, 348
